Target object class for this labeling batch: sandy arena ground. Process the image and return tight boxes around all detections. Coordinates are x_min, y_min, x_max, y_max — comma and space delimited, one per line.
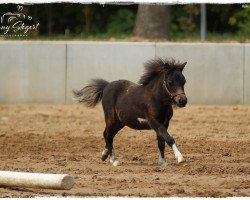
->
0, 104, 249, 197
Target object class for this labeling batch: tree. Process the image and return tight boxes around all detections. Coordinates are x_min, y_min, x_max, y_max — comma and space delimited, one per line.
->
84, 5, 92, 34
133, 4, 171, 39
46, 4, 54, 35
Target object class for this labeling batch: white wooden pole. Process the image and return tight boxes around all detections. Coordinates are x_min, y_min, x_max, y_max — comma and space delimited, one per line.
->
0, 171, 74, 190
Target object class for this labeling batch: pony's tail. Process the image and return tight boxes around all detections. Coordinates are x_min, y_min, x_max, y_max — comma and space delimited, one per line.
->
73, 79, 109, 107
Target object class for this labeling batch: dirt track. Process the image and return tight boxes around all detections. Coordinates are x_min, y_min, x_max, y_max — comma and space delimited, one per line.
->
0, 104, 249, 197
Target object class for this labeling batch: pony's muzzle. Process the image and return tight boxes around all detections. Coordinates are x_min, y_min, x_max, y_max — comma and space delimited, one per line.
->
174, 94, 187, 107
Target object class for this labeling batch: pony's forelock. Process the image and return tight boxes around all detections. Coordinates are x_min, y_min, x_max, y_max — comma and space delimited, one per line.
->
138, 58, 187, 86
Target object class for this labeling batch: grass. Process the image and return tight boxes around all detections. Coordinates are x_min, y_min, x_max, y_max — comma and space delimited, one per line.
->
1, 32, 250, 43
0, 33, 132, 41
170, 32, 250, 43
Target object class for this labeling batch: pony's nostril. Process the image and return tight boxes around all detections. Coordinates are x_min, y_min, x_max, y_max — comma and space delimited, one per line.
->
183, 99, 187, 105
179, 98, 187, 106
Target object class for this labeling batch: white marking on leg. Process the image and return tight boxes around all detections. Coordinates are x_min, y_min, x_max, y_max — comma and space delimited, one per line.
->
159, 154, 167, 166
102, 148, 109, 156
110, 150, 120, 166
137, 118, 148, 123
172, 143, 184, 163
112, 160, 119, 166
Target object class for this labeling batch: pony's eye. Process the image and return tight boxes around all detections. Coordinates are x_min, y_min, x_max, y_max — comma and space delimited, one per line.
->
168, 81, 173, 85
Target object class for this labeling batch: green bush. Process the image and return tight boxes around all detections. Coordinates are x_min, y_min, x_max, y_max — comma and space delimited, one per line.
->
171, 4, 200, 34
229, 6, 250, 35
107, 9, 136, 34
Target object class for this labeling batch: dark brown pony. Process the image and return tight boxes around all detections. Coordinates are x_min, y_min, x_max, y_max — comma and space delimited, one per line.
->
73, 58, 187, 166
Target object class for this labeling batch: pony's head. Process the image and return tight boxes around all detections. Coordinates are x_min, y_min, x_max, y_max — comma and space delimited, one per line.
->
163, 60, 187, 107
139, 58, 188, 107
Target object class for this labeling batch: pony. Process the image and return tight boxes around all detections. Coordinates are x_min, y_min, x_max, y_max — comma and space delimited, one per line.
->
73, 58, 187, 166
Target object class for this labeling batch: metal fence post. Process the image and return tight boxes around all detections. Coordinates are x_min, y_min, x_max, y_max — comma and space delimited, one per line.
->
200, 4, 206, 42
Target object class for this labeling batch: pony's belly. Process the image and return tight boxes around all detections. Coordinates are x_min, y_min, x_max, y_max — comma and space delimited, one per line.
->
116, 108, 151, 130
123, 117, 151, 130
126, 123, 151, 130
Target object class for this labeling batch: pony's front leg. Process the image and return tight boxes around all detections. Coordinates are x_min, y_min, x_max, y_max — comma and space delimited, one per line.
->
172, 143, 184, 163
149, 119, 184, 164
109, 149, 119, 166
157, 136, 167, 166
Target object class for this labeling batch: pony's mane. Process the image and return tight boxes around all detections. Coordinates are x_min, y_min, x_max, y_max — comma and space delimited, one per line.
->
138, 58, 186, 86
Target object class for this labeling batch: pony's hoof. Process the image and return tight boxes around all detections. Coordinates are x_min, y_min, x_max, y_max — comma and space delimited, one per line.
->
160, 161, 167, 166
159, 158, 167, 166
177, 156, 185, 163
101, 154, 109, 161
110, 157, 120, 166
112, 160, 120, 166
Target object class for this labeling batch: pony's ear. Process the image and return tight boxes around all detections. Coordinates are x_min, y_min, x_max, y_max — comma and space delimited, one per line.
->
180, 62, 187, 71
182, 62, 187, 67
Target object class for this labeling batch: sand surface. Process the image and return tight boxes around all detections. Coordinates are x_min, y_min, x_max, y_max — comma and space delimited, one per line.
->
0, 104, 249, 197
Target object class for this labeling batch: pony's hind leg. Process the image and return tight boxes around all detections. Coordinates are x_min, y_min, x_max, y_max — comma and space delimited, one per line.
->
101, 128, 109, 161
102, 122, 124, 166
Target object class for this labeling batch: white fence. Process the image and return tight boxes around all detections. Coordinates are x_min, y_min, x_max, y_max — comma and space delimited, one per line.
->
0, 41, 249, 104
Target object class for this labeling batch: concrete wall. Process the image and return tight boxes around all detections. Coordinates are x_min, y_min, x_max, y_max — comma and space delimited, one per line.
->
0, 42, 66, 103
0, 41, 249, 104
245, 45, 250, 104
156, 43, 244, 104
66, 42, 155, 103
